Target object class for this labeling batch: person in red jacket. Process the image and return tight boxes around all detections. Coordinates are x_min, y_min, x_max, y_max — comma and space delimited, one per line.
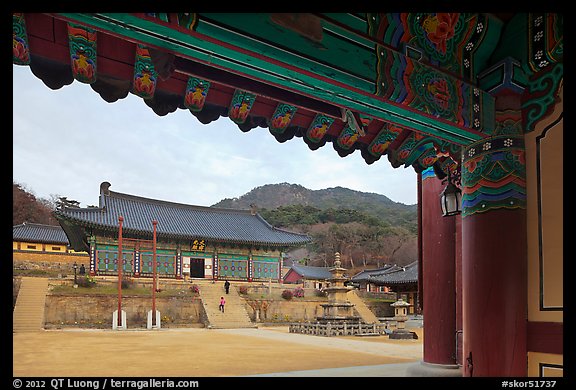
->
219, 296, 225, 313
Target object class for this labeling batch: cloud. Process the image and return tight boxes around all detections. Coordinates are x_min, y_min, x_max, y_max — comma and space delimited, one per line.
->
13, 65, 417, 208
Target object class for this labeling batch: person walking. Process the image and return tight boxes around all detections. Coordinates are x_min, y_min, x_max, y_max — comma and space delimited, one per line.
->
224, 280, 230, 294
219, 296, 226, 313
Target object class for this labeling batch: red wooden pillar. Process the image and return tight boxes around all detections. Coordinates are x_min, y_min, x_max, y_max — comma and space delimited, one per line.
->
461, 210, 527, 376
117, 215, 124, 328
461, 124, 527, 376
152, 220, 158, 325
420, 171, 457, 368
416, 174, 423, 314
455, 214, 463, 366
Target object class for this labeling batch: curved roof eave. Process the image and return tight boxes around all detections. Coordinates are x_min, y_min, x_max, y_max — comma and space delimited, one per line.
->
55, 210, 310, 248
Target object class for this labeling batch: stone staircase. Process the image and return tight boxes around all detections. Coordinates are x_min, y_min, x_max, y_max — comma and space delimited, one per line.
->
13, 277, 49, 332
196, 280, 256, 329
347, 289, 380, 324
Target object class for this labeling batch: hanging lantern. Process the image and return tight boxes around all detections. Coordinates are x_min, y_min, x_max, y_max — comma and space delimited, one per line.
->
440, 173, 462, 217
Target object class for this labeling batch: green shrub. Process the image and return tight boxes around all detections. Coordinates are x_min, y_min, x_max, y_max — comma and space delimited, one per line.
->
76, 275, 97, 288
121, 278, 134, 289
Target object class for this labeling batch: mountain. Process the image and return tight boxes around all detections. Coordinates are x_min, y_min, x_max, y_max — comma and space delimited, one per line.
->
212, 183, 417, 232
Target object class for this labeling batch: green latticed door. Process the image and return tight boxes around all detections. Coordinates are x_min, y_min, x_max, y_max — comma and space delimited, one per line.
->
141, 249, 177, 277
218, 254, 248, 280
252, 256, 280, 280
95, 244, 134, 275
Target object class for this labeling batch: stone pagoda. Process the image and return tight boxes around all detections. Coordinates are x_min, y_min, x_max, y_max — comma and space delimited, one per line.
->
317, 252, 360, 324
289, 252, 387, 336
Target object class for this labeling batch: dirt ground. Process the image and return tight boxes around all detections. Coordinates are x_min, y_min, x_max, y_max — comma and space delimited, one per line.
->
13, 326, 423, 377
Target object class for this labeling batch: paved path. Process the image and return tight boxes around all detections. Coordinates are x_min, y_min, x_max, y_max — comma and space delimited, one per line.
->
13, 326, 423, 377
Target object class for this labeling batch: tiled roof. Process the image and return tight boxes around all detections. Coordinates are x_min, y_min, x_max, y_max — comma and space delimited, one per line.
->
368, 261, 418, 285
13, 222, 70, 245
54, 182, 311, 248
287, 264, 333, 280
350, 264, 397, 281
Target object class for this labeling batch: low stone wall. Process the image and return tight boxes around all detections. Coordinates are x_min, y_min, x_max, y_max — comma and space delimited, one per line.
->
364, 301, 395, 317
244, 299, 325, 323
43, 295, 394, 329
44, 295, 329, 328
241, 285, 395, 319
45, 295, 205, 328
13, 252, 90, 276
13, 278, 22, 308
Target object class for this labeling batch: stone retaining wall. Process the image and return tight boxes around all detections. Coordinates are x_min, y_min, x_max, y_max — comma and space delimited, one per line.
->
14, 252, 90, 277
45, 295, 206, 328
43, 294, 393, 328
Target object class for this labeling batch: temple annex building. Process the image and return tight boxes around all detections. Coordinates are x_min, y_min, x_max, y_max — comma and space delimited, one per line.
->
55, 181, 311, 282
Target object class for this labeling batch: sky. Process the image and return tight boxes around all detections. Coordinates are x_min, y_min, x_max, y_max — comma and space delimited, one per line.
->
13, 64, 418, 209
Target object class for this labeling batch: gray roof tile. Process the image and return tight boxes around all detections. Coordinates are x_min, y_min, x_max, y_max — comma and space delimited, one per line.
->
287, 264, 333, 280
351, 264, 397, 281
13, 222, 70, 245
55, 183, 311, 248
368, 261, 418, 284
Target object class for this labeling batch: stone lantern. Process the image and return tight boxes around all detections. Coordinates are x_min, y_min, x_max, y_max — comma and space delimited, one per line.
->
389, 298, 414, 339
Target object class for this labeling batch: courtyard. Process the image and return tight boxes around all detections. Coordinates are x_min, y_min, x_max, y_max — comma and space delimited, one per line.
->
13, 326, 423, 377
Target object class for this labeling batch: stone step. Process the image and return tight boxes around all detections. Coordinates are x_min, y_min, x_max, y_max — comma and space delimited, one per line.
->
347, 290, 380, 324
196, 281, 253, 329
208, 324, 258, 329
13, 277, 49, 333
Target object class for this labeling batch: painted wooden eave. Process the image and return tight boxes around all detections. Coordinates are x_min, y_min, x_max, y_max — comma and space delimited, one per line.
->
53, 12, 488, 146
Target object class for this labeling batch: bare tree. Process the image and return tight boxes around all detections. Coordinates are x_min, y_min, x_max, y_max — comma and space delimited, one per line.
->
55, 196, 80, 210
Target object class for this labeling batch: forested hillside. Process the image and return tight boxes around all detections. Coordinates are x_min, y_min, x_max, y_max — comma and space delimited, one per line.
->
213, 183, 418, 269
214, 182, 417, 233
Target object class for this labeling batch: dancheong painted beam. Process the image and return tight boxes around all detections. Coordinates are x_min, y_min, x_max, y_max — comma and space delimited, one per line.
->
14, 13, 561, 178
52, 13, 491, 145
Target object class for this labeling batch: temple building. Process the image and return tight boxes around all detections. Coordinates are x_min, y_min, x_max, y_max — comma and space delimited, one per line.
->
14, 222, 72, 254
283, 263, 333, 289
55, 182, 311, 282
351, 262, 419, 314
363, 261, 419, 314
